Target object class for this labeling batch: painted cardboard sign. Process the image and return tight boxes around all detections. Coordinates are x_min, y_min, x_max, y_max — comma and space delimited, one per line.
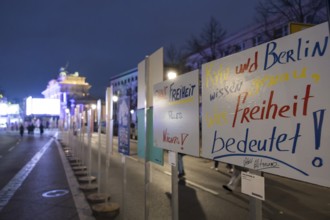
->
153, 70, 200, 156
201, 22, 330, 187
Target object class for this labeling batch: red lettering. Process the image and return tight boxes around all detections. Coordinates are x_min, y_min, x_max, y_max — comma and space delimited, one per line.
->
235, 51, 258, 74
232, 92, 248, 127
231, 85, 313, 127
279, 105, 290, 117
250, 106, 261, 120
265, 91, 278, 119
181, 133, 189, 146
302, 84, 313, 115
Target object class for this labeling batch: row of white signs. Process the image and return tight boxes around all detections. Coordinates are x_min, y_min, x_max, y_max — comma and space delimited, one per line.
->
153, 22, 330, 188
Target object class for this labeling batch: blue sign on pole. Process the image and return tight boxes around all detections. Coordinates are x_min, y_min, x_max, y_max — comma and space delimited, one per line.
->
118, 96, 130, 155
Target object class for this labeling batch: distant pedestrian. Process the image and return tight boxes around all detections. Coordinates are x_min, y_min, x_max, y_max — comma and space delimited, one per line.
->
178, 153, 185, 178
226, 163, 234, 173
211, 161, 233, 173
39, 124, 44, 135
223, 165, 246, 192
210, 160, 219, 171
19, 124, 24, 137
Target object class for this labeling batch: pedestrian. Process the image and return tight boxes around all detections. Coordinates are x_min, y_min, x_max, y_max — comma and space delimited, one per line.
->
39, 123, 44, 135
178, 153, 185, 178
19, 124, 24, 137
222, 165, 246, 192
210, 160, 219, 171
226, 163, 234, 173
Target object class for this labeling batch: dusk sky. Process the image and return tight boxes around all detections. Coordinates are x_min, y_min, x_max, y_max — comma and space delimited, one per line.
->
0, 0, 259, 101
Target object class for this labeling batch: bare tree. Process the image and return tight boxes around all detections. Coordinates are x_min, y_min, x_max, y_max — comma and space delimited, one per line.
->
164, 44, 190, 75
186, 17, 226, 66
256, 0, 326, 39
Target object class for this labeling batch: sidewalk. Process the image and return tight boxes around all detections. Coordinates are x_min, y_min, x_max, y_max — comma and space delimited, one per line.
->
0, 130, 95, 220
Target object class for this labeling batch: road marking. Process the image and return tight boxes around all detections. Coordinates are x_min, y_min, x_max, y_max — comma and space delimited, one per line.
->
0, 139, 53, 212
8, 146, 15, 152
128, 156, 138, 162
162, 171, 219, 196
185, 180, 219, 196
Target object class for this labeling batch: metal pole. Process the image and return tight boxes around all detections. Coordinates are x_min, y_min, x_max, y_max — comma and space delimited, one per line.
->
97, 99, 102, 193
87, 109, 92, 185
249, 169, 262, 220
171, 152, 179, 220
78, 112, 82, 165
144, 56, 150, 220
105, 87, 114, 203
81, 111, 86, 166
66, 115, 68, 150
122, 154, 127, 220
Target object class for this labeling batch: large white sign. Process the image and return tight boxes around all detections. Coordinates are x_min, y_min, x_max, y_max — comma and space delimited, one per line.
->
0, 103, 19, 115
153, 70, 200, 156
26, 97, 60, 116
202, 22, 330, 187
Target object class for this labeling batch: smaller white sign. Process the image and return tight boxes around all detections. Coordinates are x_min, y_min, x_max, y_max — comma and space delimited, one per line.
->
241, 172, 265, 201
168, 151, 176, 166
153, 70, 200, 156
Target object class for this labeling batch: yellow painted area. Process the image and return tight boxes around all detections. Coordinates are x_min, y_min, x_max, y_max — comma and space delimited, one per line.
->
169, 96, 194, 105
249, 67, 320, 95
290, 22, 314, 34
205, 111, 228, 128
204, 63, 230, 88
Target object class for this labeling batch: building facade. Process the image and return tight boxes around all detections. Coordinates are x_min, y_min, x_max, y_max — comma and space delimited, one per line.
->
42, 69, 97, 128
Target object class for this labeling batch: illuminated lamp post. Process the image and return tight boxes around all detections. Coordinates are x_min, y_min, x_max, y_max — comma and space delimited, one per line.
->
130, 109, 135, 139
167, 70, 177, 80
112, 95, 118, 136
112, 95, 118, 102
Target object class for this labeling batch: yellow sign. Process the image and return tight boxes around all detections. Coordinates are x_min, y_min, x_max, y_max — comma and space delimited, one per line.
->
289, 22, 314, 34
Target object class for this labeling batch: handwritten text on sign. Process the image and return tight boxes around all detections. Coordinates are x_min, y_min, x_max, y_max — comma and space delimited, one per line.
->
202, 22, 330, 187
153, 70, 200, 156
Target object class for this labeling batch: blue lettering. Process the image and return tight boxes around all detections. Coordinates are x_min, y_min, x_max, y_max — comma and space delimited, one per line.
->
211, 124, 301, 155
264, 42, 277, 70
264, 36, 329, 71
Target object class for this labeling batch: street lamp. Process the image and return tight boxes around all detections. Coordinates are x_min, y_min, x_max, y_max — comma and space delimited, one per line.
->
112, 95, 118, 102
167, 70, 177, 80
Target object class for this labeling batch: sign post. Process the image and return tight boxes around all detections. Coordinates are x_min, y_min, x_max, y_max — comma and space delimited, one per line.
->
97, 99, 102, 193
117, 95, 130, 219
153, 69, 200, 220
105, 87, 114, 203
137, 48, 164, 220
